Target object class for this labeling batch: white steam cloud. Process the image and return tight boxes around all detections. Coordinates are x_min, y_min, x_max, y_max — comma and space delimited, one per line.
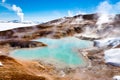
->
96, 1, 120, 29
12, 5, 24, 22
98, 1, 120, 14
1, 0, 24, 22
68, 10, 86, 17
96, 1, 112, 14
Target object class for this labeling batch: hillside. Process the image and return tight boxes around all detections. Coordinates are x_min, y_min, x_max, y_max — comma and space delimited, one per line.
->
0, 55, 51, 80
0, 13, 120, 80
0, 13, 120, 41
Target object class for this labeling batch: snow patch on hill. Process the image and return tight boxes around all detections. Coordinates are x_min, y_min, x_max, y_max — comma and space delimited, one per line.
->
0, 23, 37, 31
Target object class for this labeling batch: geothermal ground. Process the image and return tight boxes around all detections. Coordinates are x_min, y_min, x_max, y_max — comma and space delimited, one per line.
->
0, 13, 120, 80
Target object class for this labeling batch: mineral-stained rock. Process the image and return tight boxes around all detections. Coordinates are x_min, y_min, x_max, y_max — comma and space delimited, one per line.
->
0, 55, 52, 80
0, 40, 47, 48
93, 37, 120, 48
0, 13, 120, 41
76, 36, 101, 41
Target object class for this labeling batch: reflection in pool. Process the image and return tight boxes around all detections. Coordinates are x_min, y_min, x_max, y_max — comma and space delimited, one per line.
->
11, 37, 93, 67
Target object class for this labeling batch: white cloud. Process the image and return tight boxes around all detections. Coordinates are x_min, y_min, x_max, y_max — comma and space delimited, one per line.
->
2, 0, 6, 3
0, 3, 11, 10
0, 2, 24, 22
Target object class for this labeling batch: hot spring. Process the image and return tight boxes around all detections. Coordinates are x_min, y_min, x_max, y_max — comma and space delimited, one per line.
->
10, 37, 93, 68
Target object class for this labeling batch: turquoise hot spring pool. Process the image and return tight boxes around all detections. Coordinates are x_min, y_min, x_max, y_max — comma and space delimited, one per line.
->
10, 37, 93, 67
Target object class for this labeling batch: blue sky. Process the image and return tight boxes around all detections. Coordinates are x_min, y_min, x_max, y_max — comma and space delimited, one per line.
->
0, 0, 120, 22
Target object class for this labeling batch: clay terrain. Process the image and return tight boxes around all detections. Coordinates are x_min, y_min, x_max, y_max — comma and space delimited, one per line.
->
0, 13, 120, 80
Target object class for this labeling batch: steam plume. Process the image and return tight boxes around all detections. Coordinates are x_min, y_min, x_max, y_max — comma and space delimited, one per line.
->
1, 1, 24, 22
12, 5, 24, 22
68, 10, 73, 17
97, 1, 112, 14
96, 1, 120, 29
68, 10, 86, 17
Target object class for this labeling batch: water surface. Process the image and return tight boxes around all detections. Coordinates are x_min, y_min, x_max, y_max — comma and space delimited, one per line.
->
11, 37, 93, 67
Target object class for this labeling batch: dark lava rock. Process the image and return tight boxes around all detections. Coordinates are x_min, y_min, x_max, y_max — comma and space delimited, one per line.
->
0, 40, 47, 48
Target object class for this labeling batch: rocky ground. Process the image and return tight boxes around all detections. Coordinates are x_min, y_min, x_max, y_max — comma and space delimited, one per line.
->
77, 47, 120, 80
0, 55, 86, 80
0, 13, 120, 80
0, 55, 54, 80
0, 41, 119, 80
0, 40, 47, 55
1, 47, 119, 80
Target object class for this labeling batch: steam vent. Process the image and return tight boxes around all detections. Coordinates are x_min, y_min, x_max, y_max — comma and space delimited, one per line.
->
0, 0, 120, 80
